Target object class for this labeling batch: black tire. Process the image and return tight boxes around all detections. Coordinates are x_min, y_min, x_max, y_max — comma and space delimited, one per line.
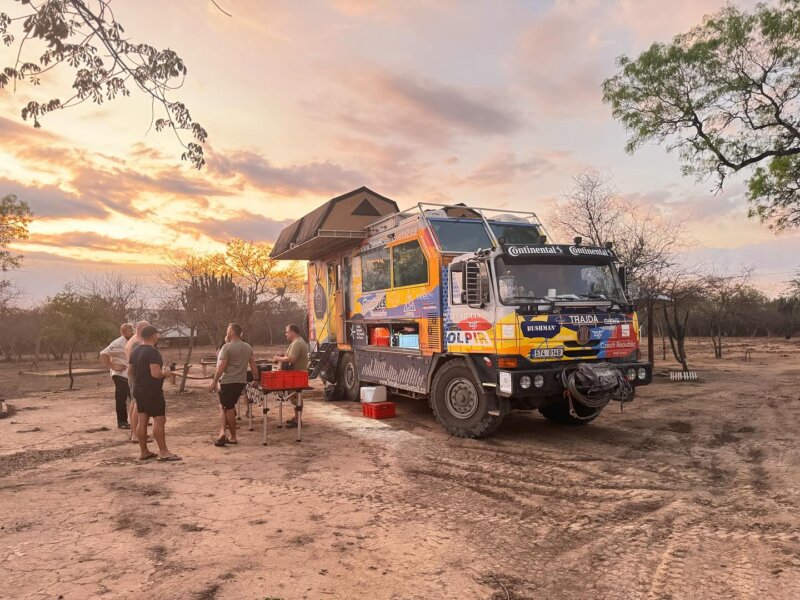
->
337, 352, 360, 402
539, 399, 600, 426
430, 359, 502, 438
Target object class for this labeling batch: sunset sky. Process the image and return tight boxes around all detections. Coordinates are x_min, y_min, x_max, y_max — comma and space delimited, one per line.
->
2, 0, 798, 301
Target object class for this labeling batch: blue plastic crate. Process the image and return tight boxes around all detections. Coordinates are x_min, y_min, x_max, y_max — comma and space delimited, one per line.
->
397, 334, 419, 349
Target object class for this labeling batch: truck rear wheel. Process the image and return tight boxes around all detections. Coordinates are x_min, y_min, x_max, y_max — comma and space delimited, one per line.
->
539, 399, 600, 426
430, 359, 502, 438
337, 352, 360, 402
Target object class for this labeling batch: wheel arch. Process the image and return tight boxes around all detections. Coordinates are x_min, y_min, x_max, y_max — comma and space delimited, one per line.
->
426, 353, 508, 416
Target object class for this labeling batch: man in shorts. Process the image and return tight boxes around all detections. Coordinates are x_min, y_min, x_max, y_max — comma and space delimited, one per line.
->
128, 326, 180, 462
209, 323, 259, 446
125, 320, 150, 439
99, 323, 134, 429
273, 324, 309, 428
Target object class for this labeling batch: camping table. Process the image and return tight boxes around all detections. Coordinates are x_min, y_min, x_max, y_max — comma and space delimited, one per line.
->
245, 385, 313, 445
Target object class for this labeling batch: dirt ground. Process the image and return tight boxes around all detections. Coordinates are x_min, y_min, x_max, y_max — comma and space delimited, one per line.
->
1, 338, 799, 600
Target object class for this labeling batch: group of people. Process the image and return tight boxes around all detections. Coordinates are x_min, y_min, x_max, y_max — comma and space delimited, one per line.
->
99, 321, 309, 461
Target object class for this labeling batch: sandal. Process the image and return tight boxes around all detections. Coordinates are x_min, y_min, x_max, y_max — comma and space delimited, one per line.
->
214, 437, 227, 447
138, 452, 158, 461
225, 438, 238, 444
157, 455, 182, 462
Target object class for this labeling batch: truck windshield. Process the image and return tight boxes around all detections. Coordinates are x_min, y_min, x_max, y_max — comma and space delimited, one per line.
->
429, 219, 493, 252
430, 219, 543, 252
489, 223, 542, 244
495, 257, 625, 304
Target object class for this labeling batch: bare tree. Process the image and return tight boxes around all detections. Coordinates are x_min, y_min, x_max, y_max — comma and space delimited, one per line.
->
77, 272, 147, 324
699, 269, 755, 358
549, 170, 624, 245
548, 170, 686, 365
660, 269, 705, 371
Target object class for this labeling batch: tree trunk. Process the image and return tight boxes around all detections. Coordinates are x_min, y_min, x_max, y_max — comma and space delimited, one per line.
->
677, 308, 690, 371
646, 297, 655, 367
68, 341, 76, 390
179, 325, 195, 394
663, 302, 690, 371
265, 317, 273, 345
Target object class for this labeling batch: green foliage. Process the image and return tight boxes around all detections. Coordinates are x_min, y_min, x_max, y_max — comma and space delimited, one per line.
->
44, 288, 117, 351
0, 194, 32, 272
747, 154, 800, 228
0, 1, 206, 168
602, 0, 800, 230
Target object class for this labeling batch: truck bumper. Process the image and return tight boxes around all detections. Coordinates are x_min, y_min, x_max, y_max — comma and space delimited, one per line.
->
495, 361, 652, 398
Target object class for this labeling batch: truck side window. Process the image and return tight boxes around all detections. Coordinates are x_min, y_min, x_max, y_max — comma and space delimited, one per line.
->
392, 240, 427, 287
361, 247, 390, 291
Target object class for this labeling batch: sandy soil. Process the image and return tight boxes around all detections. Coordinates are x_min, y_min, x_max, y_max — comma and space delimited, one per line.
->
1, 338, 799, 600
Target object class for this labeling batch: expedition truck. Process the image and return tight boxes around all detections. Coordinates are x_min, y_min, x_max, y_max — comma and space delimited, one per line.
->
270, 187, 652, 438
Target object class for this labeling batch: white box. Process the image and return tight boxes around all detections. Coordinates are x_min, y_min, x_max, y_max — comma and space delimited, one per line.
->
360, 386, 387, 403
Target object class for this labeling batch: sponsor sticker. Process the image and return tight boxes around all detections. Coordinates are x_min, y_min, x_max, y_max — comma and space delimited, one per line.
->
507, 245, 564, 257
531, 348, 564, 359
564, 314, 599, 325
504, 244, 614, 259
621, 323, 630, 337
600, 340, 636, 350
446, 331, 492, 346
501, 324, 516, 339
458, 317, 492, 331
521, 321, 560, 338
568, 246, 614, 257
590, 328, 606, 340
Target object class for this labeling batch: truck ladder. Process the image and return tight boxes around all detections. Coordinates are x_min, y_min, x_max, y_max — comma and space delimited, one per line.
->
309, 342, 336, 380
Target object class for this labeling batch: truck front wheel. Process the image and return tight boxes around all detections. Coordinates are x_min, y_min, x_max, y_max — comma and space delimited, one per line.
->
337, 352, 360, 402
430, 359, 502, 438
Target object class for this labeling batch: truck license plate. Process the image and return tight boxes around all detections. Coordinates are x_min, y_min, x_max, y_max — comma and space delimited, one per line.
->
531, 348, 564, 359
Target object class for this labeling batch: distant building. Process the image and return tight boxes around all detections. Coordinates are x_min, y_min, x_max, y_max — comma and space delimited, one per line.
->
159, 325, 196, 348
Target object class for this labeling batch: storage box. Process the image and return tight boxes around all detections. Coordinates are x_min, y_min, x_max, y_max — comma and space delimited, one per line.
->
261, 370, 308, 390
369, 326, 390, 347
360, 386, 387, 403
362, 401, 396, 419
397, 334, 419, 349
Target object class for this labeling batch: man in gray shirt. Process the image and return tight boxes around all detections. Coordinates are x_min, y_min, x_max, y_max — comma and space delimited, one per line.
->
210, 323, 259, 446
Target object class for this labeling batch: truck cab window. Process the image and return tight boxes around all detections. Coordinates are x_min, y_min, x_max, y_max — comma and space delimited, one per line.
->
361, 247, 390, 291
392, 240, 427, 287
429, 219, 493, 252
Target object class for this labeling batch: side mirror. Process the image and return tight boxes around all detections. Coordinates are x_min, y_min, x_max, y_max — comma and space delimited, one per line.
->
618, 266, 627, 291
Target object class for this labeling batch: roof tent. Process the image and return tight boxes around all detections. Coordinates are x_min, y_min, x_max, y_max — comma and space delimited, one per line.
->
270, 187, 399, 260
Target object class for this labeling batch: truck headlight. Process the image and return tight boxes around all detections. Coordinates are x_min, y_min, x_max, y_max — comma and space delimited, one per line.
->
534, 374, 545, 388
499, 371, 513, 394
637, 367, 647, 380
626, 368, 636, 380
520, 375, 531, 389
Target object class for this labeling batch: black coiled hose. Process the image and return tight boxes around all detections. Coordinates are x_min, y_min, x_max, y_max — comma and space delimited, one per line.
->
560, 363, 634, 416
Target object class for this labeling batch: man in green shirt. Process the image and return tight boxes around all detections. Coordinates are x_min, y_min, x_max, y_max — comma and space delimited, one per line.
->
273, 323, 309, 427
210, 323, 259, 446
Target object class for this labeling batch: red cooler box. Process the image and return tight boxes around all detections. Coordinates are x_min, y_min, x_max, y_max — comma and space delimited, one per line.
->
362, 401, 396, 419
261, 370, 308, 390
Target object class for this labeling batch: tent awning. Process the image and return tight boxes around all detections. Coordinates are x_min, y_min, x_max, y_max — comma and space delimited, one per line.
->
270, 187, 399, 260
